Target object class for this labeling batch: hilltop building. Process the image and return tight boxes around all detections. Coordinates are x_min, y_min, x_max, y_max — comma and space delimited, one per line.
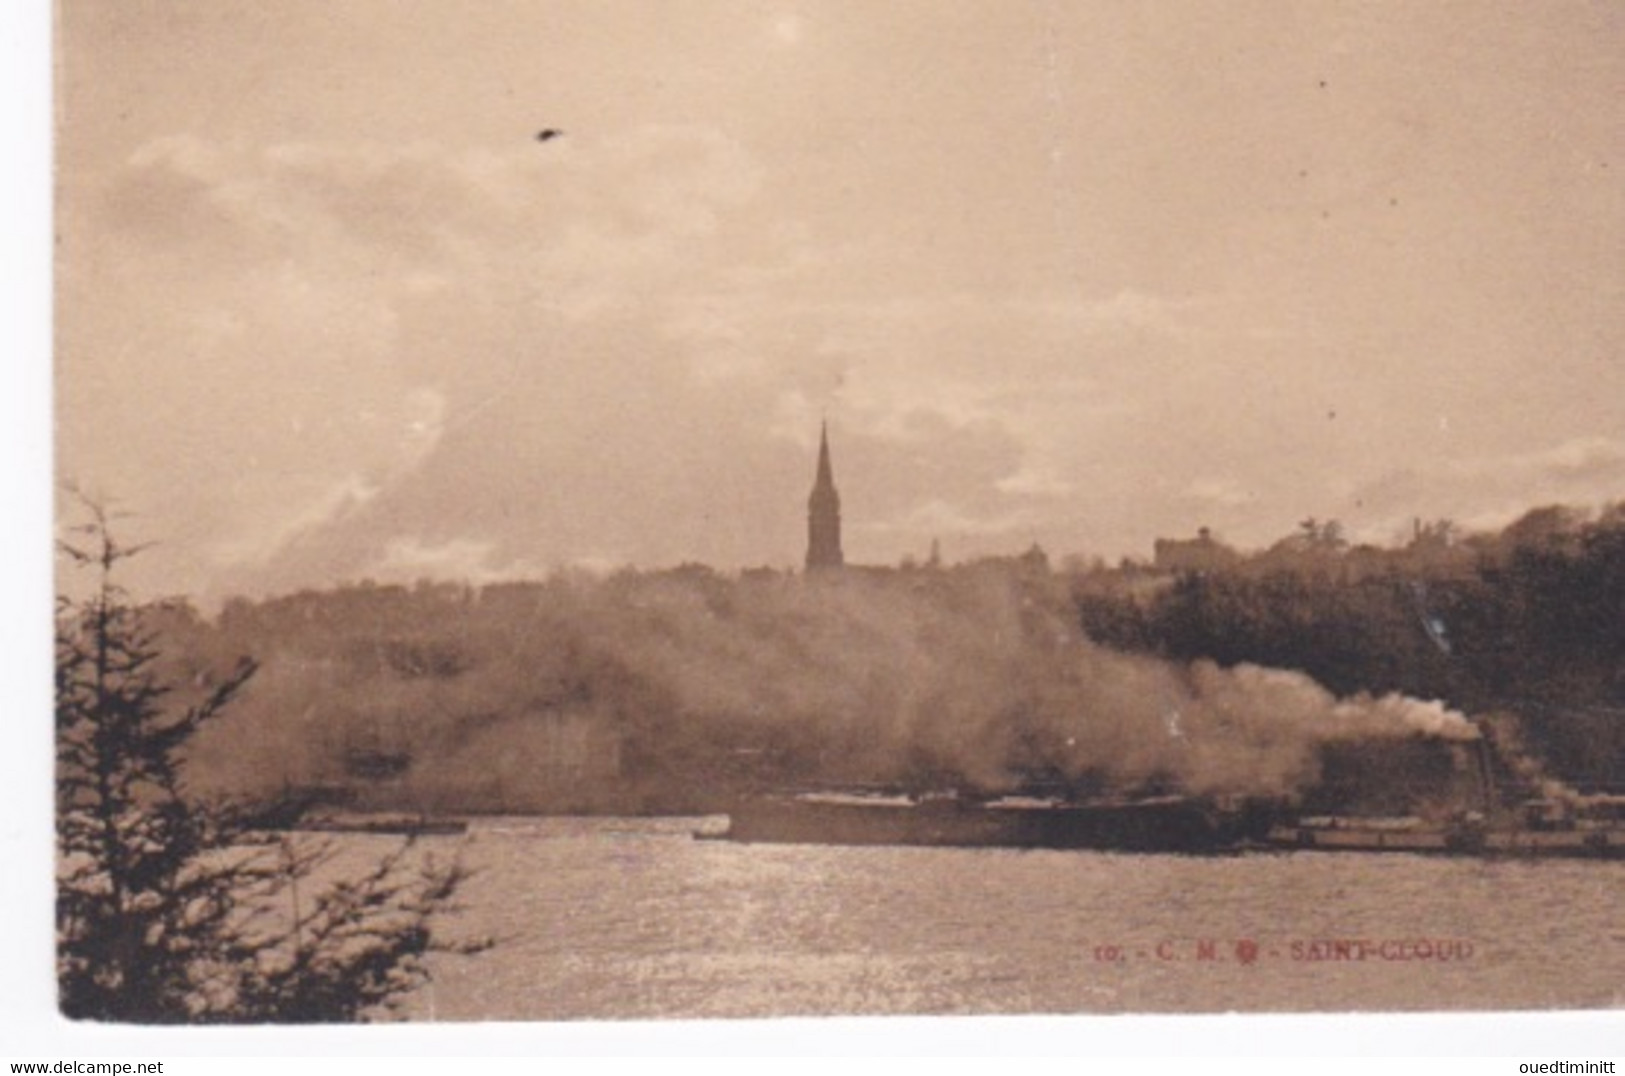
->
805, 422, 844, 572
1153, 526, 1240, 576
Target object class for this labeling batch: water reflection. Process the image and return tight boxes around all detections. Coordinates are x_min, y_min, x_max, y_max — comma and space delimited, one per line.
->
405, 816, 1624, 1020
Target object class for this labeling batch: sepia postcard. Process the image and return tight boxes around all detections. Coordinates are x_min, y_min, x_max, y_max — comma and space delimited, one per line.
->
22, 0, 1625, 1051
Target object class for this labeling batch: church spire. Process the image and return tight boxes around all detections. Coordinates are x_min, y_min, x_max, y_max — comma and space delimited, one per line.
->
815, 420, 835, 487
805, 421, 844, 571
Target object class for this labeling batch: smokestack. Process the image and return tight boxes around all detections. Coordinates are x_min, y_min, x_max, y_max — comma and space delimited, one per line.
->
1473, 732, 1497, 814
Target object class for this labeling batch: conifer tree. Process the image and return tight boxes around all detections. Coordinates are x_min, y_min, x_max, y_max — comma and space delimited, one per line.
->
55, 497, 481, 1022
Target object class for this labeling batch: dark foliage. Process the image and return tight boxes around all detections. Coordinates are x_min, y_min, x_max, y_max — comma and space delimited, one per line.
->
55, 498, 484, 1022
1074, 506, 1625, 789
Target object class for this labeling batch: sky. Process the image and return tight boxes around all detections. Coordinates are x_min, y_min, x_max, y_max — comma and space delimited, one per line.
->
54, 0, 1625, 602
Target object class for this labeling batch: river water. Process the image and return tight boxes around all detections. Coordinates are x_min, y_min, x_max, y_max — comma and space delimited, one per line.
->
394, 816, 1622, 1021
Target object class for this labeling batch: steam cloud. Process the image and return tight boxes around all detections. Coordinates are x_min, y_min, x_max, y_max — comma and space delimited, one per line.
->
563, 569, 1478, 797
198, 567, 1482, 805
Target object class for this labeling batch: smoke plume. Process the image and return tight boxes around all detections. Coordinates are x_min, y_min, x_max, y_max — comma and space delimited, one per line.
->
193, 565, 1485, 806
563, 568, 1479, 797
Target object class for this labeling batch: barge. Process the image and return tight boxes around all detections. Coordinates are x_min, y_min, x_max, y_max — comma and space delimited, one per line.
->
712, 792, 1625, 858
295, 811, 469, 836
715, 790, 1276, 854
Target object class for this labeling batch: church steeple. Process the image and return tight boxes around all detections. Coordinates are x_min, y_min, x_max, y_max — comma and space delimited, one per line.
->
805, 421, 844, 571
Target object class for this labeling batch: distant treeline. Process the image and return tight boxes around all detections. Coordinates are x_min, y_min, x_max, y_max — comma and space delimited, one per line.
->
1074, 504, 1625, 790
148, 502, 1623, 814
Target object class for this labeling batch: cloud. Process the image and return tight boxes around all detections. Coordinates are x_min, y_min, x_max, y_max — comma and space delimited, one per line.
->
1347, 435, 1625, 542
858, 498, 1036, 541
61, 107, 1625, 597
105, 127, 764, 310
1519, 436, 1625, 483
370, 536, 547, 586
735, 288, 1199, 521
1181, 477, 1259, 510
208, 475, 380, 569
62, 126, 790, 597
1013, 289, 1205, 335
994, 466, 1075, 498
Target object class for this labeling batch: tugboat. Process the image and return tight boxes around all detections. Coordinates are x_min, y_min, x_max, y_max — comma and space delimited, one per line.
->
1262, 721, 1625, 859
1263, 799, 1625, 860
